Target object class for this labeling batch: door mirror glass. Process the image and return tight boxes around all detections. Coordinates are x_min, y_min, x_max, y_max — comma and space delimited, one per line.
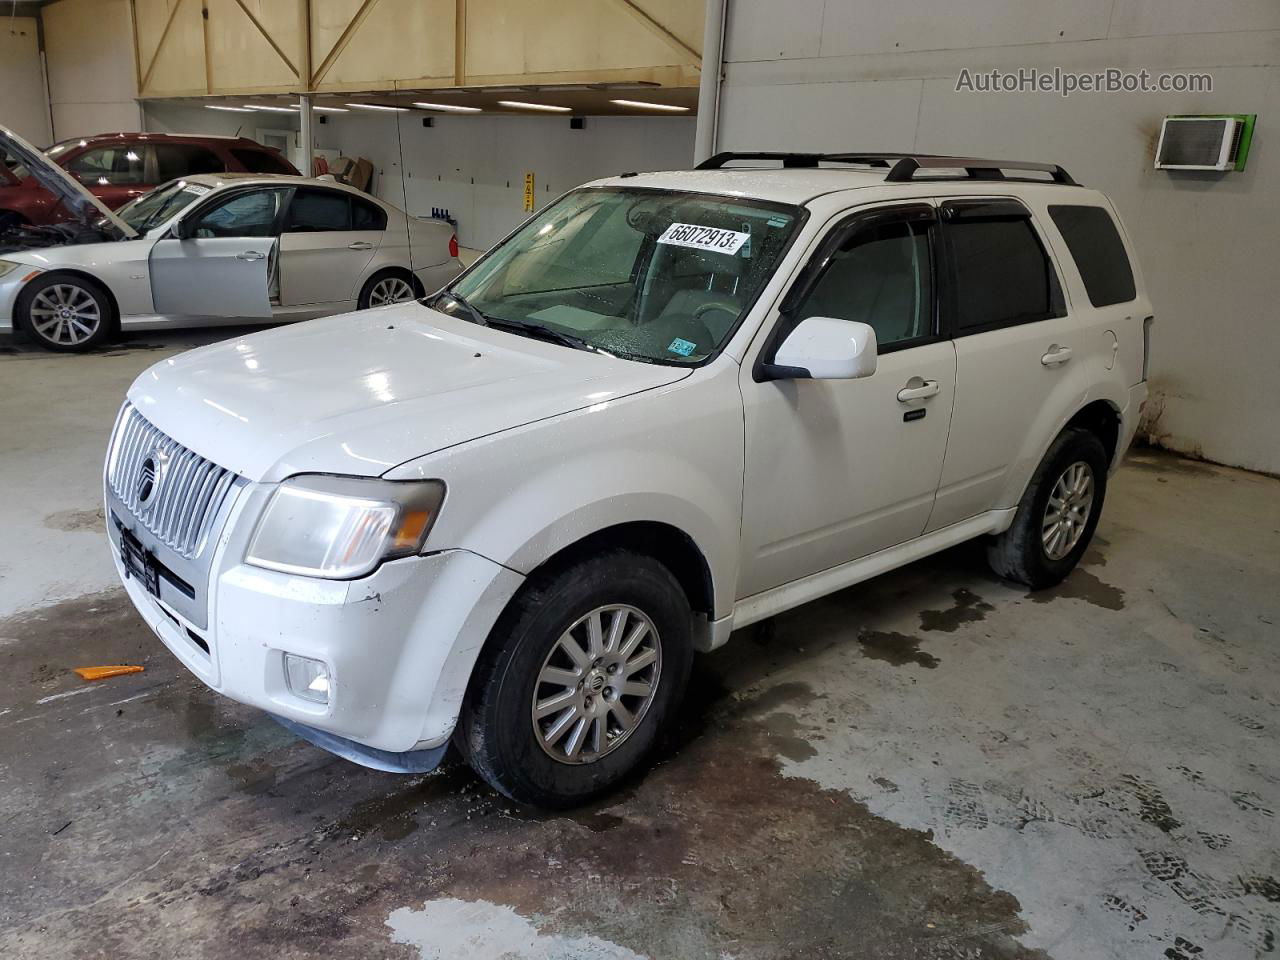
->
767, 316, 878, 380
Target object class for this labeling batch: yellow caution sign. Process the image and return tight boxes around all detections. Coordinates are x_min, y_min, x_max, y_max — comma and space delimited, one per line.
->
523, 172, 535, 212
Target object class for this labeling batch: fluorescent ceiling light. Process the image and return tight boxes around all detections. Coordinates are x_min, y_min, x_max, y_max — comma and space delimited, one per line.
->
412, 102, 482, 113
243, 104, 298, 113
206, 105, 256, 113
497, 100, 571, 113
609, 99, 689, 112
345, 103, 408, 112
312, 106, 349, 113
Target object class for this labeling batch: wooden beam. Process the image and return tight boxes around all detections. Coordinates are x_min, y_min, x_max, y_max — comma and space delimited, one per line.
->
610, 0, 700, 64
129, 0, 144, 96
139, 0, 188, 94
231, 0, 300, 77
454, 0, 466, 86
298, 0, 312, 92
310, 0, 381, 87
201, 0, 212, 94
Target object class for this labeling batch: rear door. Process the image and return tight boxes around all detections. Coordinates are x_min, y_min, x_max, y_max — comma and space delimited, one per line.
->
278, 187, 382, 307
926, 197, 1081, 531
149, 186, 288, 318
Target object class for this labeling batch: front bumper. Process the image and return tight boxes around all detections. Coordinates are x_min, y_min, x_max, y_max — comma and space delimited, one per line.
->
0, 268, 30, 334
113, 522, 524, 757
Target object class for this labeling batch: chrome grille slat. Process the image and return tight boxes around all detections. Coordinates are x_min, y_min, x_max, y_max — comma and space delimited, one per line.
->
107, 404, 241, 561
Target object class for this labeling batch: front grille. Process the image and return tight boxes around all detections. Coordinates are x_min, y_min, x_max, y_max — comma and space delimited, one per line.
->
107, 404, 241, 560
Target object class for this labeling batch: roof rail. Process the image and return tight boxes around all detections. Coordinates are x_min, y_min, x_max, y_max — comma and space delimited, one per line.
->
885, 156, 1077, 185
695, 151, 1078, 185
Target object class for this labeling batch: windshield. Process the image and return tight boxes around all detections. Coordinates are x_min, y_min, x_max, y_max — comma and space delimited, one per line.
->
444, 187, 803, 365
114, 180, 210, 232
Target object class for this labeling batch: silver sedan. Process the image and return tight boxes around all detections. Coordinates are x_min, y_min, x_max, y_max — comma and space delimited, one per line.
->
0, 126, 463, 352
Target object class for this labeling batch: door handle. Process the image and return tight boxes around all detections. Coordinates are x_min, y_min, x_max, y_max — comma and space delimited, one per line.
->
1041, 345, 1073, 366
348, 241, 374, 250
236, 250, 266, 261
896, 379, 940, 402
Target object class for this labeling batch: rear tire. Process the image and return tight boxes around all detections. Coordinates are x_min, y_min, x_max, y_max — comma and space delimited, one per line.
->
16, 273, 115, 352
458, 550, 694, 808
986, 427, 1109, 589
358, 269, 422, 309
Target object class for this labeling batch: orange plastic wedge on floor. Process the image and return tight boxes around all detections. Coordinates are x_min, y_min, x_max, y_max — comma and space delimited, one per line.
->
73, 665, 145, 682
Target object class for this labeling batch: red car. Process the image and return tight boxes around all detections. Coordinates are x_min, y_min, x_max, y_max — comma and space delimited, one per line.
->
0, 132, 299, 229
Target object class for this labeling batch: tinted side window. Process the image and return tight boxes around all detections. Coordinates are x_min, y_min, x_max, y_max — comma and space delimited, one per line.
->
66, 147, 146, 185
285, 188, 351, 232
792, 218, 933, 348
351, 197, 387, 230
944, 212, 1061, 332
231, 147, 294, 175
1048, 204, 1136, 307
190, 189, 287, 238
155, 143, 224, 181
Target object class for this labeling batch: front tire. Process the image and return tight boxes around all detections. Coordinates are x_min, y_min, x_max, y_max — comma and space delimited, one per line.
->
459, 550, 694, 808
17, 273, 114, 352
986, 427, 1109, 589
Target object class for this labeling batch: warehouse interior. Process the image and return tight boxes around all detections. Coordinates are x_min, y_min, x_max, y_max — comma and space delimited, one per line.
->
1, 1, 1277, 959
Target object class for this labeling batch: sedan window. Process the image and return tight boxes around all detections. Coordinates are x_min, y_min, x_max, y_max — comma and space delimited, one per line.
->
189, 189, 288, 238
284, 188, 352, 232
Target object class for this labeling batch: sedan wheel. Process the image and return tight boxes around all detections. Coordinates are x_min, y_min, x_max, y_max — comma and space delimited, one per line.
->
25, 280, 109, 351
367, 275, 416, 306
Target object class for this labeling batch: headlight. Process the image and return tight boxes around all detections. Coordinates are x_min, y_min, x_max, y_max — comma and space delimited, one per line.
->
0, 260, 25, 279
246, 475, 445, 579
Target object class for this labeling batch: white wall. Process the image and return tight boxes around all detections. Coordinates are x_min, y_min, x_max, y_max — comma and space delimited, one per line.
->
42, 0, 141, 139
319, 113, 697, 248
1, 16, 52, 146
710, 0, 1280, 475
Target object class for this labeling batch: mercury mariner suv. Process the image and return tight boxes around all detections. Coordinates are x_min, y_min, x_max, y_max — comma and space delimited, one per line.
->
105, 151, 1153, 807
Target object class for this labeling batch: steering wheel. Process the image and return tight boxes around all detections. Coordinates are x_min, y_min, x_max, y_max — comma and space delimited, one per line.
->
692, 299, 740, 323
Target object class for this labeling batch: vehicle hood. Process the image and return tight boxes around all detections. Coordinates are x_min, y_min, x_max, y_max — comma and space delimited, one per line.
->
127, 304, 692, 482
0, 125, 135, 239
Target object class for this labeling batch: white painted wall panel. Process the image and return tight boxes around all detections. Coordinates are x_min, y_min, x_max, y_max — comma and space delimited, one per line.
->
1106, 0, 1280, 39
1, 17, 52, 146
724, 0, 826, 62
43, 0, 141, 139
816, 0, 1113, 57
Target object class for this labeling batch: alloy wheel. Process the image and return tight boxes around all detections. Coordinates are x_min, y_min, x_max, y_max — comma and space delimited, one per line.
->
531, 604, 662, 764
1042, 460, 1095, 560
29, 283, 102, 346
368, 276, 416, 306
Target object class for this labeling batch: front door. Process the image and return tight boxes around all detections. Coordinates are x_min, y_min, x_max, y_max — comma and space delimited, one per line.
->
149, 187, 287, 318
737, 204, 957, 599
278, 186, 381, 307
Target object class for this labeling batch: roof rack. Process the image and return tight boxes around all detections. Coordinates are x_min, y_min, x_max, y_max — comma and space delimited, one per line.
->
695, 151, 1078, 186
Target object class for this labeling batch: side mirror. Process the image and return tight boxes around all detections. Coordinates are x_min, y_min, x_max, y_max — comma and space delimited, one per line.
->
762, 316, 878, 381
170, 219, 193, 240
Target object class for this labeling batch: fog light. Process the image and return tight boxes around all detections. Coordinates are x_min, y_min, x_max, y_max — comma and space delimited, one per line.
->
284, 653, 330, 704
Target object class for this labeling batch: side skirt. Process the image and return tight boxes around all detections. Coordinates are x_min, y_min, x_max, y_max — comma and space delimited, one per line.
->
727, 508, 1016, 634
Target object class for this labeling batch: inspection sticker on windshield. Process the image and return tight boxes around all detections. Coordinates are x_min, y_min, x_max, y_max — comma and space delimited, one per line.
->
658, 223, 749, 255
667, 337, 697, 357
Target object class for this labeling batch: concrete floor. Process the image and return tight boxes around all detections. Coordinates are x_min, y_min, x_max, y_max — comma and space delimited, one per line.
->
1, 329, 1277, 960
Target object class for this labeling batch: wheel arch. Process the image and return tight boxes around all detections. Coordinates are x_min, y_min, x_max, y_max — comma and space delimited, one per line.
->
1064, 399, 1122, 468
358, 263, 422, 305
519, 520, 715, 621
14, 268, 120, 334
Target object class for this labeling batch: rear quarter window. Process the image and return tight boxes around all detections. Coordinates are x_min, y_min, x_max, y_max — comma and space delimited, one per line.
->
1047, 204, 1136, 307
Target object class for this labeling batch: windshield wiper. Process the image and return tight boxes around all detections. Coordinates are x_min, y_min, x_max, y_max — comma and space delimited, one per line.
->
482, 317, 597, 352
429, 289, 491, 328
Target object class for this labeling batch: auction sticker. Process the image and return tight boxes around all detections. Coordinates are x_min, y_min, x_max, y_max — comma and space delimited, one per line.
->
658, 222, 749, 255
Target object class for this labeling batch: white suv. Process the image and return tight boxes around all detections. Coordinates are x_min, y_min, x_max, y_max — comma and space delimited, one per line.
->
105, 152, 1152, 807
